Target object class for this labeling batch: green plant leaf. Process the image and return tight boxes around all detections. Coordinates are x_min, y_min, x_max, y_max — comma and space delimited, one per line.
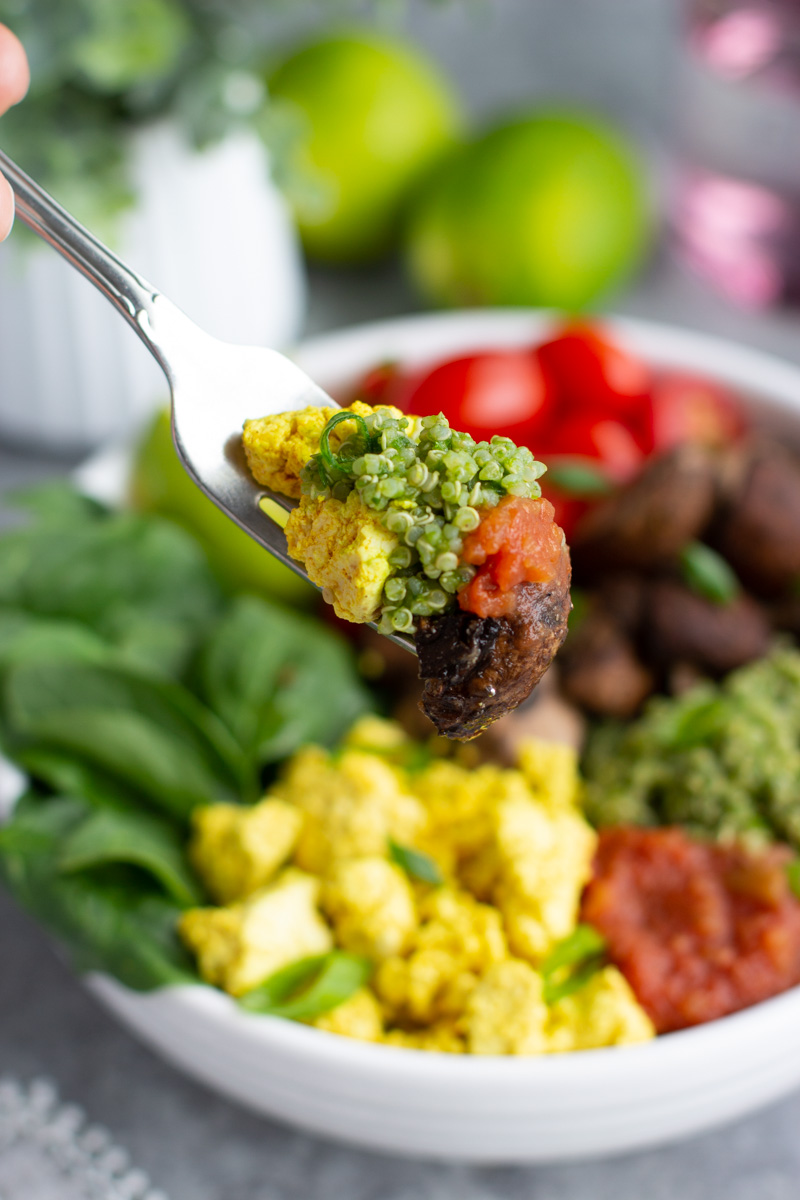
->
197, 595, 373, 769
680, 541, 739, 606
0, 793, 198, 991
58, 807, 202, 907
3, 661, 246, 819
239, 952, 372, 1020
388, 839, 443, 885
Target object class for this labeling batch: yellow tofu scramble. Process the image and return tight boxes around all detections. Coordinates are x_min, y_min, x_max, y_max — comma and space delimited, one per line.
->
243, 402, 398, 623
179, 718, 655, 1055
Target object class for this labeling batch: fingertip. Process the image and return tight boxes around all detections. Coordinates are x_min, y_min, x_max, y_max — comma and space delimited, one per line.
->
0, 24, 29, 112
0, 176, 14, 241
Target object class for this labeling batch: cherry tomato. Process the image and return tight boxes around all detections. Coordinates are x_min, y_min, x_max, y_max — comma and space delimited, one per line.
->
648, 372, 746, 453
349, 361, 401, 406
540, 416, 646, 485
536, 323, 652, 426
395, 350, 556, 444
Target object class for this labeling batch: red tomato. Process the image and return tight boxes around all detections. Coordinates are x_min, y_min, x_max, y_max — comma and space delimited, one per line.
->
395, 350, 556, 444
540, 416, 646, 485
648, 372, 746, 453
536, 322, 652, 424
350, 361, 401, 406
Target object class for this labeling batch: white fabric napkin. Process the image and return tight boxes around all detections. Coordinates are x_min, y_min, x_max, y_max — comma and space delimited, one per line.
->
0, 1079, 168, 1200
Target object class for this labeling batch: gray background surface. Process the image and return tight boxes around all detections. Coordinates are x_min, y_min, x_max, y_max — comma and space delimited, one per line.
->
3, 1, 800, 1196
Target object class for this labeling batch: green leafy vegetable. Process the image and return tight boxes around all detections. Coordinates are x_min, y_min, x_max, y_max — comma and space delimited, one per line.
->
58, 807, 203, 907
239, 952, 372, 1021
197, 595, 372, 769
0, 485, 377, 997
388, 839, 443, 886
0, 793, 199, 991
679, 541, 739, 606
540, 925, 607, 1005
3, 660, 246, 819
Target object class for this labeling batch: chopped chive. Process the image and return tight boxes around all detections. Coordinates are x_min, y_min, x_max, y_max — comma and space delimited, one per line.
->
319, 411, 370, 478
239, 951, 372, 1020
388, 838, 443, 885
540, 925, 607, 1005
680, 541, 739, 606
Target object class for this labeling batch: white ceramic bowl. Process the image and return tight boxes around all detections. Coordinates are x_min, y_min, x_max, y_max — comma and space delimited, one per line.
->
76, 310, 800, 1162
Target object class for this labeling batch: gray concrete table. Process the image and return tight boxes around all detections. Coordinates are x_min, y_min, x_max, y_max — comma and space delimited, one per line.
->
3, 1, 800, 1196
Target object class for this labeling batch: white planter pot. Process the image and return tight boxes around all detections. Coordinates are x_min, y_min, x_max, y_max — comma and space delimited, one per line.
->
0, 121, 306, 453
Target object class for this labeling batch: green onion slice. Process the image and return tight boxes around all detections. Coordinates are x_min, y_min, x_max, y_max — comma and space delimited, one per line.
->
319, 411, 370, 478
679, 541, 739, 606
239, 951, 372, 1020
545, 458, 615, 498
388, 838, 443, 885
540, 924, 607, 1005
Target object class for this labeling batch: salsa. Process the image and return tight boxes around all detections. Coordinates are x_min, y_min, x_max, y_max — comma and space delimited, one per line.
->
582, 826, 800, 1033
458, 495, 564, 618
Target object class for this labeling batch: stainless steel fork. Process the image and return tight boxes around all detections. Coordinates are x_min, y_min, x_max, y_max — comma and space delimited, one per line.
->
0, 149, 414, 651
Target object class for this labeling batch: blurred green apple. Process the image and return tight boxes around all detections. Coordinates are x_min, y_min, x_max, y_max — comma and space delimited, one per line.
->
131, 409, 315, 605
269, 31, 461, 264
405, 112, 650, 310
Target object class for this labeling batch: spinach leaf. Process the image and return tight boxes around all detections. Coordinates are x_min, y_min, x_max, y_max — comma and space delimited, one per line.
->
0, 508, 222, 649
0, 609, 108, 671
58, 807, 203, 907
0, 792, 199, 991
197, 595, 373, 770
3, 661, 248, 819
6, 480, 107, 526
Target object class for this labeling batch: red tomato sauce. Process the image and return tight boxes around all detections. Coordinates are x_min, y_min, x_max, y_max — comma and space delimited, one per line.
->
582, 827, 800, 1033
458, 495, 565, 619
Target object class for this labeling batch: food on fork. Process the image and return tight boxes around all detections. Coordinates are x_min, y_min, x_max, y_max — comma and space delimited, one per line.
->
243, 402, 571, 739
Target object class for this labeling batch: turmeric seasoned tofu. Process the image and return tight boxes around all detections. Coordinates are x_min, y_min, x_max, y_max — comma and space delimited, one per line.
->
179, 868, 332, 996
465, 959, 549, 1056
322, 856, 417, 960
285, 491, 398, 624
188, 798, 302, 904
243, 405, 340, 499
547, 966, 656, 1053
178, 719, 655, 1055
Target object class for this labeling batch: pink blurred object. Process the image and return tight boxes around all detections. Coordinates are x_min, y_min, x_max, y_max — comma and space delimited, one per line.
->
672, 1, 800, 307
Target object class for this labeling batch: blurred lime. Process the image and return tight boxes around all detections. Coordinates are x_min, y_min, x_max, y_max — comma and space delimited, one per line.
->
269, 31, 461, 264
405, 112, 650, 310
131, 409, 315, 606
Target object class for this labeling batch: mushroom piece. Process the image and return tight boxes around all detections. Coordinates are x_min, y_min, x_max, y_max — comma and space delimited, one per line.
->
415, 549, 572, 740
559, 609, 655, 720
570, 445, 719, 578
642, 579, 772, 675
712, 439, 800, 598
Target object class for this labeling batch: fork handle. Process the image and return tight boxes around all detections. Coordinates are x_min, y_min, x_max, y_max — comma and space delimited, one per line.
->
0, 148, 177, 377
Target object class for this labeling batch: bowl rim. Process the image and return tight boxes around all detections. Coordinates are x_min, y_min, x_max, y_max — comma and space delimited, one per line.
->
88, 306, 800, 1080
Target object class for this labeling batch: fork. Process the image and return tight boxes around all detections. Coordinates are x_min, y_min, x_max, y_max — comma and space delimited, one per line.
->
0, 149, 415, 652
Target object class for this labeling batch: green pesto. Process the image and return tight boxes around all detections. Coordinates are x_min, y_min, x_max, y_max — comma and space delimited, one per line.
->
301, 409, 547, 632
583, 648, 800, 851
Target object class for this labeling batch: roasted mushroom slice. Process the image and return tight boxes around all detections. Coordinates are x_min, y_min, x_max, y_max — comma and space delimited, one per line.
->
712, 439, 800, 598
415, 548, 571, 739
570, 445, 719, 578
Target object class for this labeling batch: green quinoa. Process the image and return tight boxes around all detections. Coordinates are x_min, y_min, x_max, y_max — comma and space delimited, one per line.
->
300, 409, 547, 634
583, 647, 800, 852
